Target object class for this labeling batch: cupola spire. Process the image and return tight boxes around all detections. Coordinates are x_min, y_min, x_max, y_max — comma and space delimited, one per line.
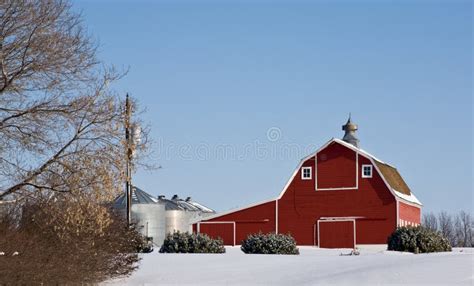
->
342, 114, 360, 148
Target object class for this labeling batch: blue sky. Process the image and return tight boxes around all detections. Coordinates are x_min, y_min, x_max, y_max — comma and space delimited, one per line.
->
75, 0, 472, 214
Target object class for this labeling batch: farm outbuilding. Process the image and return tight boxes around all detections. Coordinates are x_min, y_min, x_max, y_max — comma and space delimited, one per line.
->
193, 117, 422, 248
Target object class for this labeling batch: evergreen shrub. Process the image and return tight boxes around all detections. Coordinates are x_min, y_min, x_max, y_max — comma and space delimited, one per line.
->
387, 226, 451, 253
159, 231, 225, 253
241, 232, 299, 255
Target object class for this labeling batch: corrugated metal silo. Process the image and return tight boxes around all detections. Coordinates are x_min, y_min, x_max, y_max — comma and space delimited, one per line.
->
131, 203, 166, 245
113, 187, 165, 246
159, 195, 216, 234
165, 210, 193, 233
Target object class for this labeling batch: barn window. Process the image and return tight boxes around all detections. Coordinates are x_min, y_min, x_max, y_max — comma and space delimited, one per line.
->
301, 167, 312, 180
362, 165, 372, 178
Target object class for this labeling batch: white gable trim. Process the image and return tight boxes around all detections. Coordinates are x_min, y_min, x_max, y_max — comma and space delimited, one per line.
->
370, 158, 422, 213
396, 192, 423, 207
332, 139, 423, 208
194, 138, 421, 225
276, 158, 308, 199
284, 138, 422, 206
277, 138, 377, 199
277, 138, 335, 199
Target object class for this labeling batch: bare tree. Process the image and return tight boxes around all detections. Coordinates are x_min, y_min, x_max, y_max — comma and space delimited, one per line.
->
0, 1, 152, 282
0, 1, 97, 94
422, 212, 438, 231
0, 197, 146, 284
455, 211, 473, 247
438, 211, 455, 246
0, 1, 148, 202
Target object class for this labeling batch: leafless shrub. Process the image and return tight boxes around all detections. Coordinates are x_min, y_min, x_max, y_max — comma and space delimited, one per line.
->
0, 197, 145, 284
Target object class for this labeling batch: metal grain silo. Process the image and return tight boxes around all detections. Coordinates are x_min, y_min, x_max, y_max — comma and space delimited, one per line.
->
113, 187, 165, 246
159, 195, 216, 234
131, 203, 166, 245
158, 195, 190, 233
165, 210, 193, 233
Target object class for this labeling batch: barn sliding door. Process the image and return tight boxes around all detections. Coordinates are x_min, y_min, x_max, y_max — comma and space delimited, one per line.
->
317, 220, 355, 248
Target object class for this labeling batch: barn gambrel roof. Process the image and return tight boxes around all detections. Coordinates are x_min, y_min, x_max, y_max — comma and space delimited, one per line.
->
278, 138, 422, 205
197, 137, 421, 223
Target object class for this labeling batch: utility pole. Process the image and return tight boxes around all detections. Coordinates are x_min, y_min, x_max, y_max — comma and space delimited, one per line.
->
125, 93, 132, 225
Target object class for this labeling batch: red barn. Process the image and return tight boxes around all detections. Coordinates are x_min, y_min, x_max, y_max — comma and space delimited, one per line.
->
193, 117, 422, 248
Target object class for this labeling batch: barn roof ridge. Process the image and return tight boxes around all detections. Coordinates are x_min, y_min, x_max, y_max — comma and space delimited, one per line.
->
301, 138, 420, 205
199, 137, 421, 222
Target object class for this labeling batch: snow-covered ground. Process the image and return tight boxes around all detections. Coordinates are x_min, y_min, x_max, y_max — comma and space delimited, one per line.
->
106, 247, 473, 285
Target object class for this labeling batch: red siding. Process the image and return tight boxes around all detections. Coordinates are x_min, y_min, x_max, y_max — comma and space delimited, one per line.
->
194, 141, 417, 247
196, 201, 276, 245
278, 142, 397, 245
319, 221, 355, 248
356, 219, 395, 244
399, 201, 421, 225
199, 223, 234, 245
317, 143, 357, 189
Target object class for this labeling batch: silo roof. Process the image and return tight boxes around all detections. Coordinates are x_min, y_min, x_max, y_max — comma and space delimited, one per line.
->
175, 199, 200, 211
158, 198, 183, 210
186, 200, 215, 213
113, 189, 216, 213
114, 186, 158, 206
157, 195, 215, 213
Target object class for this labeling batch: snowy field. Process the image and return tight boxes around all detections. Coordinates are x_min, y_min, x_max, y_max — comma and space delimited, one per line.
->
106, 247, 473, 285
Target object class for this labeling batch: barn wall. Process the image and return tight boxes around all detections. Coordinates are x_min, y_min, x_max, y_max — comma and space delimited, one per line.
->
356, 219, 394, 244
278, 142, 397, 245
399, 201, 421, 226
199, 223, 234, 245
194, 141, 418, 246
316, 143, 357, 189
195, 201, 276, 245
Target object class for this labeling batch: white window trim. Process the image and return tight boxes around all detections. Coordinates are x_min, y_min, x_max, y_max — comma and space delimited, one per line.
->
301, 167, 312, 180
362, 164, 373, 178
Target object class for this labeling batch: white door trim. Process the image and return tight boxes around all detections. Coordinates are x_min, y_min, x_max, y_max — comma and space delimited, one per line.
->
317, 218, 356, 248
